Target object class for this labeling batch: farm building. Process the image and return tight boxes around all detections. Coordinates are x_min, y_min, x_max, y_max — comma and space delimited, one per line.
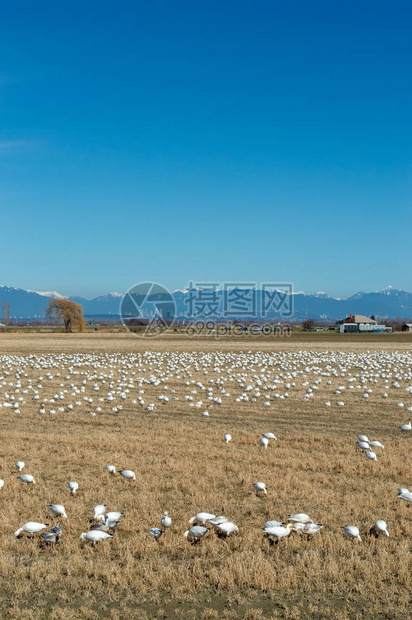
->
401, 323, 412, 332
337, 313, 386, 333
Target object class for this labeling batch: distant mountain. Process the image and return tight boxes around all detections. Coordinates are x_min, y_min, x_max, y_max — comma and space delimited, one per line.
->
0, 284, 411, 320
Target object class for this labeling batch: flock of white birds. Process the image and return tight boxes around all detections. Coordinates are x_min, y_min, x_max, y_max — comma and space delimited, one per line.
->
1, 349, 411, 548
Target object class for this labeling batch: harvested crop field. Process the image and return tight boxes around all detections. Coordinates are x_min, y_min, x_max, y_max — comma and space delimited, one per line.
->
0, 333, 411, 619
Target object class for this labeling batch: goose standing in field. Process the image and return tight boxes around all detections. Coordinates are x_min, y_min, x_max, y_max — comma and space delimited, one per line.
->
288, 513, 313, 524
224, 434, 232, 444
80, 531, 113, 545
369, 441, 384, 449
183, 525, 209, 542
370, 520, 389, 537
259, 437, 269, 448
50, 523, 62, 535
106, 511, 123, 522
356, 441, 370, 450
189, 512, 216, 525
343, 525, 362, 541
206, 516, 228, 526
15, 461, 25, 472
0, 479, 4, 490
263, 522, 293, 543
68, 481, 79, 495
398, 487, 409, 496
364, 450, 377, 462
14, 522, 47, 538
149, 527, 163, 541
49, 504, 67, 519
41, 531, 61, 545
293, 522, 323, 536
398, 490, 412, 504
161, 511, 172, 529
400, 419, 411, 431
18, 474, 36, 485
253, 482, 267, 496
215, 521, 238, 536
264, 520, 283, 529
356, 435, 369, 443
93, 504, 106, 520
119, 469, 136, 480
262, 433, 277, 440
104, 465, 116, 474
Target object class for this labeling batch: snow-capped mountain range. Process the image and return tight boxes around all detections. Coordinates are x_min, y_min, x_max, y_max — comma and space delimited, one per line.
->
0, 284, 411, 320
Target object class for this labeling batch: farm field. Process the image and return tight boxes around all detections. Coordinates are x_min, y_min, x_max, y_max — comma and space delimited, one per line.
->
0, 333, 411, 619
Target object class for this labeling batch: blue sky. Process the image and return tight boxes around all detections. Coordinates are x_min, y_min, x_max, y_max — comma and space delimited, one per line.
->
0, 1, 410, 299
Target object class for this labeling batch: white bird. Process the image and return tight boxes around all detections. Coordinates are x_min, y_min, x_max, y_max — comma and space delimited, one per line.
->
14, 522, 47, 537
0, 479, 4, 490
262, 433, 277, 440
369, 441, 384, 449
15, 461, 25, 472
264, 520, 283, 529
41, 532, 61, 545
189, 512, 216, 524
253, 482, 267, 496
299, 523, 323, 536
18, 474, 36, 485
372, 520, 389, 537
80, 531, 113, 544
206, 516, 228, 526
365, 450, 377, 461
161, 511, 172, 528
93, 504, 106, 520
49, 504, 67, 519
400, 420, 411, 431
263, 523, 293, 542
398, 487, 409, 496
398, 490, 412, 504
119, 469, 136, 480
183, 526, 208, 540
343, 525, 361, 541
224, 434, 232, 443
106, 511, 123, 521
356, 435, 369, 443
288, 513, 313, 524
215, 521, 238, 536
68, 481, 79, 495
104, 465, 116, 474
356, 441, 370, 450
259, 437, 269, 448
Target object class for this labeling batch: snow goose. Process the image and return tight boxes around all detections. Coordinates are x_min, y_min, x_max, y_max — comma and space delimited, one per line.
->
398, 490, 412, 504
68, 481, 79, 495
189, 512, 216, 524
0, 479, 4, 490
264, 520, 283, 529
215, 521, 238, 536
288, 513, 313, 524
343, 525, 361, 541
106, 511, 123, 521
15, 522, 47, 538
224, 434, 232, 444
183, 525, 208, 541
369, 441, 384, 449
93, 504, 106, 520
253, 482, 267, 496
49, 504, 67, 519
364, 450, 377, 462
104, 465, 116, 474
41, 531, 61, 545
400, 420, 411, 431
356, 441, 370, 450
370, 520, 389, 537
262, 433, 277, 440
356, 435, 369, 443
259, 437, 269, 448
149, 527, 163, 541
80, 531, 113, 545
119, 469, 136, 480
161, 511, 172, 528
50, 523, 62, 535
18, 474, 36, 485
263, 523, 293, 543
15, 461, 25, 472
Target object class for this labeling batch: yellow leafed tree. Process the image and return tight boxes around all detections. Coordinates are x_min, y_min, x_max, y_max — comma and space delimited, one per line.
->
46, 299, 85, 333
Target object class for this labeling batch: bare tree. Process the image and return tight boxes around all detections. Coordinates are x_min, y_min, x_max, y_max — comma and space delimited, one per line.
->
2, 298, 10, 331
301, 319, 316, 331
46, 299, 85, 333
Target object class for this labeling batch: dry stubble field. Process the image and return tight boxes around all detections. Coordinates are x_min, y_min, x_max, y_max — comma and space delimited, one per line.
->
0, 333, 411, 620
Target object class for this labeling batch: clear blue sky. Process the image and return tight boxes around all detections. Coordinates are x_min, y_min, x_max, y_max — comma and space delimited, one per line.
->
0, 1, 410, 299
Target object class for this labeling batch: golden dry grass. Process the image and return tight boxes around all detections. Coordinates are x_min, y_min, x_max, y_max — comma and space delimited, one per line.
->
0, 333, 411, 619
